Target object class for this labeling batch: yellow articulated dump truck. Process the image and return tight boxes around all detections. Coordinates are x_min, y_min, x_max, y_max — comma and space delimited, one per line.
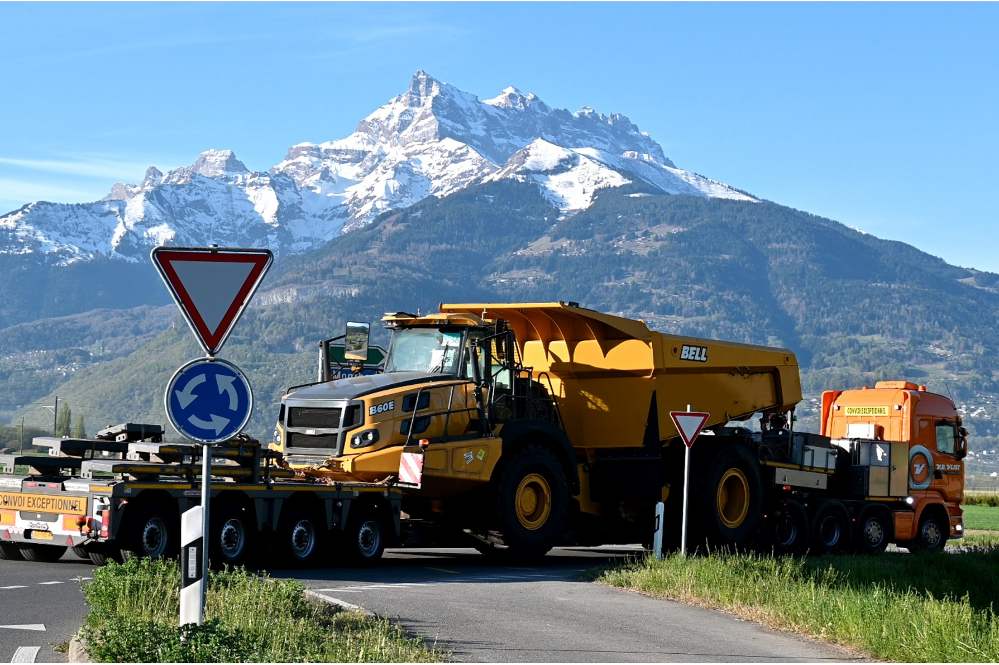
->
274, 302, 966, 561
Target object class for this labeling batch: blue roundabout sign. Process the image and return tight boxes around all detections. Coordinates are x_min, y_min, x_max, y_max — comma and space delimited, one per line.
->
165, 357, 253, 444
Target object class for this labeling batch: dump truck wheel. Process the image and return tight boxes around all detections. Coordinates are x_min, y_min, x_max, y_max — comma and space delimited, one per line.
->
18, 544, 68, 562
72, 545, 90, 560
854, 507, 891, 554
696, 446, 762, 547
771, 500, 809, 555
811, 501, 851, 554
0, 542, 24, 560
492, 444, 568, 560
88, 545, 123, 566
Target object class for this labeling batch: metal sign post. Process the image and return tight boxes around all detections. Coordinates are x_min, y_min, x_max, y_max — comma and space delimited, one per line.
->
670, 406, 710, 557
151, 246, 271, 628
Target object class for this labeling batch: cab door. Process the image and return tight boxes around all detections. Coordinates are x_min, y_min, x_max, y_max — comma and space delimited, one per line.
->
929, 420, 964, 503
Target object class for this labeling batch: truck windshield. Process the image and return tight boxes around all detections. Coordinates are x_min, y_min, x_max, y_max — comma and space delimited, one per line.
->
385, 328, 463, 375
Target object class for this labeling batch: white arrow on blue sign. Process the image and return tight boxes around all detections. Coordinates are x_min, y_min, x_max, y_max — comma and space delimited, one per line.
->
165, 357, 253, 444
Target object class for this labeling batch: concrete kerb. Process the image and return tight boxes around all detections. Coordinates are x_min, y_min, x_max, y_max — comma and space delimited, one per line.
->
67, 631, 89, 663
304, 589, 374, 616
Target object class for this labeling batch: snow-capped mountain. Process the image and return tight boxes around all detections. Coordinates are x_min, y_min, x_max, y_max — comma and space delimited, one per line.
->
0, 70, 754, 264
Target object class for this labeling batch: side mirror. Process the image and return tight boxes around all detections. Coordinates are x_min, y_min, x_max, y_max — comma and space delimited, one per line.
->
956, 426, 969, 460
344, 321, 370, 362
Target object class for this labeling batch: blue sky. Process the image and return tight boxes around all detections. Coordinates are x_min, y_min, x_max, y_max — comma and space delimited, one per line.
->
1, 2, 996, 271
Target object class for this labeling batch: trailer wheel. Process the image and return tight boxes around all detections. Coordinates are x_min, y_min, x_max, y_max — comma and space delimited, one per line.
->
0, 542, 24, 560
88, 545, 123, 566
121, 506, 176, 560
854, 507, 891, 554
491, 444, 569, 560
771, 500, 809, 555
72, 545, 90, 560
18, 544, 68, 562
811, 501, 850, 554
696, 445, 763, 547
211, 505, 255, 568
276, 505, 325, 567
344, 505, 386, 564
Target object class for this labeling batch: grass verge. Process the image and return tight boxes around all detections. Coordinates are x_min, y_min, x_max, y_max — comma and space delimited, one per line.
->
963, 492, 999, 508
82, 558, 442, 662
964, 504, 999, 530
599, 546, 999, 662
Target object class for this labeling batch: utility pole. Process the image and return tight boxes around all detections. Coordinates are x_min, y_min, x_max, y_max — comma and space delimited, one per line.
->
18, 416, 24, 455
52, 396, 59, 437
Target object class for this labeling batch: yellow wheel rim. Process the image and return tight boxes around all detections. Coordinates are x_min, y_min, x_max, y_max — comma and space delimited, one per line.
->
515, 473, 552, 531
716, 468, 750, 529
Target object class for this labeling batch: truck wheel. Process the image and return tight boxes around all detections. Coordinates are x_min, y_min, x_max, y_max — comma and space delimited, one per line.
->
0, 542, 25, 560
771, 501, 809, 555
697, 446, 763, 548
909, 511, 948, 553
211, 506, 255, 568
18, 544, 68, 562
492, 444, 569, 560
344, 506, 386, 564
854, 507, 891, 554
811, 501, 850, 554
121, 507, 176, 559
72, 545, 90, 560
88, 545, 123, 566
276, 506, 325, 567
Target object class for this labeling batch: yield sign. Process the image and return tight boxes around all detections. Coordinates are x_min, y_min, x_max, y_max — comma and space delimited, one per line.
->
670, 410, 710, 448
151, 246, 272, 356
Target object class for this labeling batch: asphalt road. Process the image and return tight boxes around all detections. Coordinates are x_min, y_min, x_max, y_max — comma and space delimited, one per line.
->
0, 545, 858, 663
0, 551, 91, 664
281, 546, 857, 663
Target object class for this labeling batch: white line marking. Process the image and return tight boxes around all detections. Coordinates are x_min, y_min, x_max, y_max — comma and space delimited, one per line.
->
11, 646, 40, 663
37, 581, 63, 585
0, 586, 27, 590
305, 590, 372, 615
0, 625, 45, 632
426, 566, 459, 574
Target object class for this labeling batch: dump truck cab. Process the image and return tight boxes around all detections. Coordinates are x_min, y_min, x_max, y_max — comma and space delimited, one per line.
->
820, 380, 967, 548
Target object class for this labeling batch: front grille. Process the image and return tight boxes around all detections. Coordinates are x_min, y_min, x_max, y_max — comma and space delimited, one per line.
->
287, 432, 340, 450
288, 407, 342, 429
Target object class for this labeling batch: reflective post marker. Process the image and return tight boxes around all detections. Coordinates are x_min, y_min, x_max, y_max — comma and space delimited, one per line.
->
653, 501, 665, 559
180, 505, 204, 626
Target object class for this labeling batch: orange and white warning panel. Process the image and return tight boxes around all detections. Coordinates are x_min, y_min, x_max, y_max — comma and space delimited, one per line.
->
398, 452, 424, 488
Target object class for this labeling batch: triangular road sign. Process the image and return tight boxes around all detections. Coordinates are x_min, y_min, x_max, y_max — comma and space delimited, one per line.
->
152, 247, 272, 356
670, 410, 710, 448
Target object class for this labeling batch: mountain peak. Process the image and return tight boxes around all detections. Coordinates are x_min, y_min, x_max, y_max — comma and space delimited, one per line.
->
407, 69, 443, 100
190, 149, 249, 177
484, 85, 547, 111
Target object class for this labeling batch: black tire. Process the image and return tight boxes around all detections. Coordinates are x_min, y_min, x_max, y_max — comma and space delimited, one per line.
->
692, 444, 763, 549
343, 504, 386, 564
908, 509, 948, 553
210, 504, 255, 569
120, 505, 177, 560
491, 444, 569, 560
854, 507, 891, 554
19, 544, 68, 562
771, 500, 810, 555
72, 545, 90, 560
0, 542, 24, 561
275, 504, 325, 567
88, 545, 123, 566
810, 501, 851, 554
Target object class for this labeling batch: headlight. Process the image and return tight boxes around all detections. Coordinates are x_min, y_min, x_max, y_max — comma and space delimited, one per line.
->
350, 429, 380, 448
905, 496, 915, 505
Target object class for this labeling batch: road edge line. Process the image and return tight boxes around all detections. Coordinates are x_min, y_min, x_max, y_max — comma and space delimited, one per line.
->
68, 631, 89, 663
304, 589, 374, 616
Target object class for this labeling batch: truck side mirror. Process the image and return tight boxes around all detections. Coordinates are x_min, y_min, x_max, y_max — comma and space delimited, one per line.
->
956, 426, 969, 460
344, 321, 370, 362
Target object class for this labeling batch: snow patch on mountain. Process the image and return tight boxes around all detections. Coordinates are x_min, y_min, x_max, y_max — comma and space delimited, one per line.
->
0, 70, 756, 263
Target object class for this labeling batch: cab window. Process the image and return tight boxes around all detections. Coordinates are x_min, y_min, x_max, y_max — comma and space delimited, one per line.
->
935, 422, 957, 455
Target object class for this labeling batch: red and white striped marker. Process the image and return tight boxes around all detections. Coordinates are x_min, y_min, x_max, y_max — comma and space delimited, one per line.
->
399, 452, 424, 487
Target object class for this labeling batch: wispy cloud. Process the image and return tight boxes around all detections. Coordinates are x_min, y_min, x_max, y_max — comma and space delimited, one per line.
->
0, 177, 103, 210
0, 155, 153, 181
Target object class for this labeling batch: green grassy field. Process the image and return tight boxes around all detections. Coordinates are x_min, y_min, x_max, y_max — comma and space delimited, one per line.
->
965, 504, 999, 531
82, 558, 442, 663
600, 547, 999, 662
